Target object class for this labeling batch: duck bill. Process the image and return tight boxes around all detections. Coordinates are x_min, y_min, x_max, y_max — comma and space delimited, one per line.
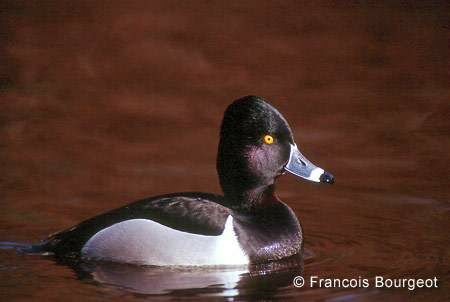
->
284, 144, 334, 184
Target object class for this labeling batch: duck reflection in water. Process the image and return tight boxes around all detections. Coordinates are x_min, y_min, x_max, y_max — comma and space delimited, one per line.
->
55, 254, 304, 297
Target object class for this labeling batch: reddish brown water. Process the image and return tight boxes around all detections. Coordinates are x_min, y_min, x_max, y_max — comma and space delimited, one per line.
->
1, 2, 449, 301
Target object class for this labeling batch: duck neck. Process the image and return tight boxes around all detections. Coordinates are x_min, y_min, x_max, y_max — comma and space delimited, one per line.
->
223, 184, 278, 212
216, 139, 279, 212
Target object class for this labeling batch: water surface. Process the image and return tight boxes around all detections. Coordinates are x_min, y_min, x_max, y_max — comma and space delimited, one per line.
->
1, 1, 449, 301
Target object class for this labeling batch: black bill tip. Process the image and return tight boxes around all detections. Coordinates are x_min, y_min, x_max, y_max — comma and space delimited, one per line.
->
319, 171, 335, 184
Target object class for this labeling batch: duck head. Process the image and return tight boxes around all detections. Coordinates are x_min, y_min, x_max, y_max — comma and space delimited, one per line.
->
217, 96, 334, 207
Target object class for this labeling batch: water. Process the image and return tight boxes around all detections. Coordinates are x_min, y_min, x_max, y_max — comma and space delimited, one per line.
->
1, 1, 449, 301
1, 189, 448, 300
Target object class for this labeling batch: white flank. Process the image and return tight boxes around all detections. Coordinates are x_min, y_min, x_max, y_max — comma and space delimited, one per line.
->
81, 215, 249, 266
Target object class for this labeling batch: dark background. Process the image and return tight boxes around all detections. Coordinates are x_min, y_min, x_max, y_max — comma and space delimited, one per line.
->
0, 1, 449, 300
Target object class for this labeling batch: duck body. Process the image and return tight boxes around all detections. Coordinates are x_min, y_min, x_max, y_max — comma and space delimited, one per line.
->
35, 96, 333, 266
39, 192, 302, 266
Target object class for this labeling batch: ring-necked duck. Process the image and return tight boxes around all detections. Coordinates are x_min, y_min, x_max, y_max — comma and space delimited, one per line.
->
34, 96, 334, 266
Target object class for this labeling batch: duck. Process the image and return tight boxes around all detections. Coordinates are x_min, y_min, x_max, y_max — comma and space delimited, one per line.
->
33, 96, 334, 266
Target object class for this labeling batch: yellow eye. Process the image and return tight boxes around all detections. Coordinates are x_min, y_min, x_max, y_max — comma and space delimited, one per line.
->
263, 134, 274, 144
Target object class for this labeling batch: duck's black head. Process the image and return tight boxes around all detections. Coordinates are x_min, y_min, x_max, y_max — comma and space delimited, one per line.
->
217, 96, 334, 208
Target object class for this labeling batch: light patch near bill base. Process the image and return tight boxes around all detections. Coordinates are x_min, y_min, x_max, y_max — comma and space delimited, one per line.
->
284, 143, 326, 182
